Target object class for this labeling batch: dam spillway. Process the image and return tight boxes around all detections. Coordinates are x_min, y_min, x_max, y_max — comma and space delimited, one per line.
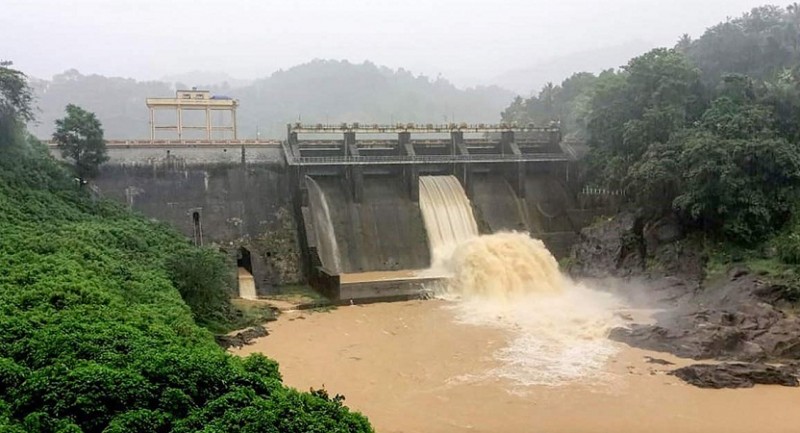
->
290, 123, 586, 302
419, 175, 479, 266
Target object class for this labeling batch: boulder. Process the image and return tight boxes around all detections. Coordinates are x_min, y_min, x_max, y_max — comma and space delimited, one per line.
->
215, 325, 269, 350
670, 363, 799, 389
643, 215, 683, 253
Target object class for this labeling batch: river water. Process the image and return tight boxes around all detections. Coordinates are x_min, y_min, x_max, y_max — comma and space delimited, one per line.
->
233, 300, 800, 433
232, 176, 800, 432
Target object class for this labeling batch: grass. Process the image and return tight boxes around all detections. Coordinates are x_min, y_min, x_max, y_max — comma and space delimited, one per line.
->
702, 240, 800, 305
202, 300, 279, 334
705, 245, 792, 281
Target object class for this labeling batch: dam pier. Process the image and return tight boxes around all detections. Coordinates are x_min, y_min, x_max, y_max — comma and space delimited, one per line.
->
54, 122, 616, 303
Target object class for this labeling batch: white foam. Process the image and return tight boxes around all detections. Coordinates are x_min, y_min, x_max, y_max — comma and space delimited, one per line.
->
446, 284, 622, 387
436, 233, 624, 387
417, 176, 622, 388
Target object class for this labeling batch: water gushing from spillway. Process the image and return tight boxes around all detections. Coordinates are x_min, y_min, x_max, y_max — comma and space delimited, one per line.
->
306, 176, 342, 273
418, 176, 622, 387
419, 176, 479, 267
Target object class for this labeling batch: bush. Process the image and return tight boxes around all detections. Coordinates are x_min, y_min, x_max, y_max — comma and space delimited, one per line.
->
775, 231, 800, 264
166, 248, 234, 325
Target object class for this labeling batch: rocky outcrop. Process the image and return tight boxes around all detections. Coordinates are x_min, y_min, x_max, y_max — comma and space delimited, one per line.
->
215, 325, 269, 350
670, 363, 799, 389
610, 272, 800, 362
569, 211, 645, 278
569, 212, 705, 282
569, 211, 800, 388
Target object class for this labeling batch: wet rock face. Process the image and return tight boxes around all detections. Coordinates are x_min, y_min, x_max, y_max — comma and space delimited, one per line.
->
570, 211, 800, 387
215, 325, 269, 350
569, 212, 705, 282
610, 275, 800, 362
670, 363, 800, 389
569, 211, 644, 278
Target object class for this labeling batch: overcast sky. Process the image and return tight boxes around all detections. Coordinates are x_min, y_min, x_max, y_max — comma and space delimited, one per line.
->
1, 0, 776, 87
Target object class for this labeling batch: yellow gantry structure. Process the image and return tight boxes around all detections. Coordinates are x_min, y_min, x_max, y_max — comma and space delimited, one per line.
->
146, 89, 238, 140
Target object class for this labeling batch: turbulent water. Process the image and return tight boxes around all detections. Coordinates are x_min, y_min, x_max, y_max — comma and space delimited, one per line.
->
419, 176, 479, 266
238, 267, 258, 300
306, 176, 342, 273
418, 175, 621, 387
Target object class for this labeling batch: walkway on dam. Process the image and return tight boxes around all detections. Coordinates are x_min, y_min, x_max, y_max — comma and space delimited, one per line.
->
285, 153, 571, 166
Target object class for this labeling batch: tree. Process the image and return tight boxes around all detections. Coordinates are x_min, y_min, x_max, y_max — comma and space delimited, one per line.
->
0, 61, 34, 145
584, 49, 702, 188
674, 131, 800, 243
53, 104, 108, 181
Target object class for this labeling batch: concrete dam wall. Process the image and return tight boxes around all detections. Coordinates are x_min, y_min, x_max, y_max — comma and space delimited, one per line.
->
305, 175, 431, 273
303, 172, 579, 281
67, 124, 609, 301
471, 173, 578, 257
93, 159, 305, 295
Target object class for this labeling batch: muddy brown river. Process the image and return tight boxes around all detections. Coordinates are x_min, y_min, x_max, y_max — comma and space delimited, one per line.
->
232, 299, 800, 433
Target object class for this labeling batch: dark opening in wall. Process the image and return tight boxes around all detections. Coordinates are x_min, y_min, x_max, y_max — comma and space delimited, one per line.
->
237, 246, 253, 274
192, 211, 203, 246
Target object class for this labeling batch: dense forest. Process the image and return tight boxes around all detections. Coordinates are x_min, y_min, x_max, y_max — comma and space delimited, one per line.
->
0, 64, 372, 432
29, 60, 513, 139
503, 4, 800, 259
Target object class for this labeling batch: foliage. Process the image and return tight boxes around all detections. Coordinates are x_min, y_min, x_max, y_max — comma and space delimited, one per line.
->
774, 205, 800, 265
166, 248, 234, 325
684, 5, 799, 85
0, 61, 35, 145
503, 5, 800, 247
674, 132, 800, 243
624, 140, 682, 213
587, 48, 702, 175
53, 104, 108, 180
0, 112, 372, 431
501, 72, 598, 137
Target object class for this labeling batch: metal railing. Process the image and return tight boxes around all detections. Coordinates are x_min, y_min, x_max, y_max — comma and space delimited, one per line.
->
44, 139, 282, 147
286, 153, 571, 166
288, 122, 561, 134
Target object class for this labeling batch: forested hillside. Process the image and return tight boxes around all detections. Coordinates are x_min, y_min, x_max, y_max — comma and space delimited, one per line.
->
30, 60, 513, 139
0, 64, 372, 433
503, 4, 800, 252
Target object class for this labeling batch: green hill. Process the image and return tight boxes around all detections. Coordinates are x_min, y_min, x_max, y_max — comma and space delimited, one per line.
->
0, 116, 371, 431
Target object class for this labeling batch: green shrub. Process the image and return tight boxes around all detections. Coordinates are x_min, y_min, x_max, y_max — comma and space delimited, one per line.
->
775, 231, 800, 264
166, 248, 234, 325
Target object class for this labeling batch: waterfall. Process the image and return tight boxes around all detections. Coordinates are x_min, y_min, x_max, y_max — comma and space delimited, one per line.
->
417, 176, 620, 385
306, 176, 342, 273
418, 175, 479, 266
238, 267, 257, 300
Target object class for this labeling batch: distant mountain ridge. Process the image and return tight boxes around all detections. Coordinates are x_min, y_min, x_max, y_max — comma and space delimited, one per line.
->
29, 60, 515, 140
492, 40, 655, 95
159, 70, 253, 89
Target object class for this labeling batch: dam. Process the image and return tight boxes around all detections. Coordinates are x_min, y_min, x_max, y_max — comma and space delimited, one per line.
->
281, 122, 592, 302
65, 122, 615, 302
